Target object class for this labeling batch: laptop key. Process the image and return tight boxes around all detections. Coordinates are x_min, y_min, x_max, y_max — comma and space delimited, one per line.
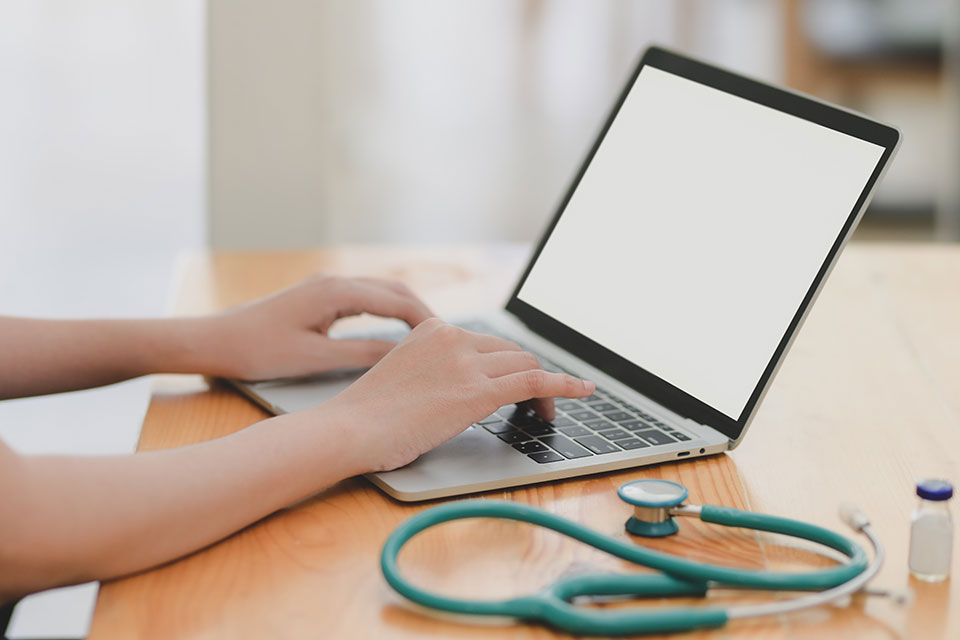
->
478, 414, 501, 424
507, 412, 544, 428
524, 425, 556, 437
558, 425, 591, 437
584, 418, 615, 431
547, 416, 576, 428
569, 410, 600, 422
635, 430, 676, 446
603, 411, 633, 422
672, 432, 692, 441
542, 359, 571, 374
587, 402, 618, 413
574, 435, 620, 455
617, 438, 650, 450
483, 421, 514, 434
621, 420, 650, 431
539, 435, 593, 459
540, 361, 566, 374
528, 451, 564, 464
513, 441, 549, 454
556, 400, 581, 412
598, 428, 633, 441
497, 430, 532, 444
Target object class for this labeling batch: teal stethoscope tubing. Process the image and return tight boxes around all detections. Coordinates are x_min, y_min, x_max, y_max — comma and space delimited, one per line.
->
381, 500, 870, 636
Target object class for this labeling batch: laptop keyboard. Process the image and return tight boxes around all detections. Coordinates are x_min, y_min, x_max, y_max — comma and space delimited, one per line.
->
454, 321, 694, 465
478, 385, 692, 464
350, 319, 694, 464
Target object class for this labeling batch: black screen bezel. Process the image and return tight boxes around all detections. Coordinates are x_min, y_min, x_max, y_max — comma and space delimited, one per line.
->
505, 46, 900, 441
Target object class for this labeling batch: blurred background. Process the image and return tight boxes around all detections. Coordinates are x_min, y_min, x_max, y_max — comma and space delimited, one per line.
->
206, 0, 957, 247
3, 0, 959, 324
2, 0, 959, 438
0, 1, 957, 633
2, 0, 958, 451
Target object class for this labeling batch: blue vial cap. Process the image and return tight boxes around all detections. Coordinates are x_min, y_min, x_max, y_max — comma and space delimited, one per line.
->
916, 478, 953, 501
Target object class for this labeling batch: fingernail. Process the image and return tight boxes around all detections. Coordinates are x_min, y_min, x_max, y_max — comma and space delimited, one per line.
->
584, 380, 595, 393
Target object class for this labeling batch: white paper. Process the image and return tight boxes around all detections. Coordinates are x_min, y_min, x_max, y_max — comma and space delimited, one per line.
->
7, 583, 99, 640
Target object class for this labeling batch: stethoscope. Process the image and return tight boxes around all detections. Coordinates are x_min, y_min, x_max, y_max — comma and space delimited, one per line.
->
381, 479, 887, 636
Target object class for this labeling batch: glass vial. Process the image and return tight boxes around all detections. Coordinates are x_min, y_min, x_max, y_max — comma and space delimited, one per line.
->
908, 478, 954, 582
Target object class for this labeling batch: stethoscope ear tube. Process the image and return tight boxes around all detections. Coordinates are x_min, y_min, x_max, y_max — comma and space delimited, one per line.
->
696, 505, 867, 590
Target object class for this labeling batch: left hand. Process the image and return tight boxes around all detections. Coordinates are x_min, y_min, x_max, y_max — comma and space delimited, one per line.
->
202, 275, 434, 380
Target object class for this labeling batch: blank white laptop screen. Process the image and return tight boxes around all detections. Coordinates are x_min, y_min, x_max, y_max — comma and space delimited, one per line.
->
518, 66, 885, 420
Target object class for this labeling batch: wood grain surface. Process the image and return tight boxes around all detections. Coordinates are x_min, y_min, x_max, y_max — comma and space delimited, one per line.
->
88, 243, 959, 639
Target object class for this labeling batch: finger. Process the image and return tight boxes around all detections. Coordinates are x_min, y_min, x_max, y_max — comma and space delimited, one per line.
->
322, 338, 396, 369
356, 279, 434, 325
496, 370, 595, 421
467, 332, 525, 354
523, 397, 556, 422
357, 277, 417, 299
335, 282, 433, 328
479, 350, 541, 378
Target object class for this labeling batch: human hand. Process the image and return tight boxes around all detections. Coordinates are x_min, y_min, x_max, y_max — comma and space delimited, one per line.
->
321, 318, 595, 473
202, 276, 433, 380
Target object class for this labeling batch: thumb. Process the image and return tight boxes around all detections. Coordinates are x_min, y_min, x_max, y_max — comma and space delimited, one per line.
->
323, 338, 396, 369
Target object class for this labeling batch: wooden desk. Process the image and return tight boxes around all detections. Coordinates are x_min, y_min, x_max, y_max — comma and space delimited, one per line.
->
89, 244, 960, 639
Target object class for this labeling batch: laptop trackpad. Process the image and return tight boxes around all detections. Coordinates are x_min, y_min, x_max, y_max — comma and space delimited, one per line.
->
371, 426, 532, 493
249, 369, 366, 413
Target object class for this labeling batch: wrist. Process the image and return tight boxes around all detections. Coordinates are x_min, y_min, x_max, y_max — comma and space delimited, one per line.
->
318, 394, 417, 475
133, 316, 229, 376
181, 314, 237, 377
270, 404, 373, 484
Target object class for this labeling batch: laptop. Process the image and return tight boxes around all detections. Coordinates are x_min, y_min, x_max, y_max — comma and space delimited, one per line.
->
230, 46, 900, 501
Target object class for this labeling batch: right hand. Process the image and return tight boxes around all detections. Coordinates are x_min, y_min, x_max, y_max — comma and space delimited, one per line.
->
322, 318, 595, 472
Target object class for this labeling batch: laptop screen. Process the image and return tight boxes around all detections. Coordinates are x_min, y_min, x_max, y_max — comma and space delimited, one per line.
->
515, 64, 886, 423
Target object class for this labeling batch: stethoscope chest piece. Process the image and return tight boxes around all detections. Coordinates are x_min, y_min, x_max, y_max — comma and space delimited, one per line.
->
618, 479, 689, 537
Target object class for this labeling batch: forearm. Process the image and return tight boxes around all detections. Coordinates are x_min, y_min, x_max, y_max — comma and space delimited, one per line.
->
0, 316, 227, 399
0, 409, 363, 602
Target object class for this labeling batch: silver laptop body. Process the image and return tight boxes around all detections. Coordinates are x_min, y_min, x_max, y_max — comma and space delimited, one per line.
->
231, 312, 731, 501
229, 46, 900, 501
